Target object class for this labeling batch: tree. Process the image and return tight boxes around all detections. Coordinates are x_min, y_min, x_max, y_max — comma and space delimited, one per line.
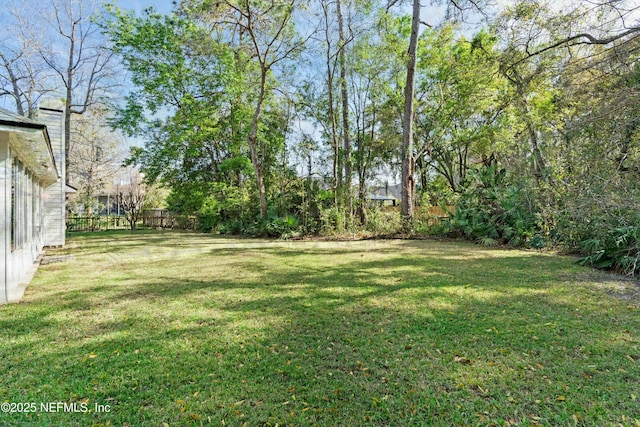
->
119, 168, 148, 230
0, 2, 54, 117
336, 0, 353, 217
349, 22, 401, 224
414, 27, 508, 194
318, 0, 342, 209
399, 0, 421, 221
42, 0, 117, 184
0, 0, 118, 185
179, 0, 307, 218
389, 0, 487, 220
67, 105, 122, 215
102, 6, 247, 208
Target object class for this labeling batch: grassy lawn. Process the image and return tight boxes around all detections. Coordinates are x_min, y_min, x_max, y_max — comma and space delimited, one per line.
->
1, 230, 639, 426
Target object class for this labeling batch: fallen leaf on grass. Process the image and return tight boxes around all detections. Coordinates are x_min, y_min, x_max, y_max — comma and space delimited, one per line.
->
454, 355, 472, 364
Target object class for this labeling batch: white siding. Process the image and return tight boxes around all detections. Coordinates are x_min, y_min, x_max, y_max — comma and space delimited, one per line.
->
0, 140, 51, 303
0, 134, 8, 303
0, 107, 63, 304
40, 109, 65, 247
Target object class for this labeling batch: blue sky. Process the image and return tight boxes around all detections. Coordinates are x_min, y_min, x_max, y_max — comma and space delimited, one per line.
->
114, 0, 175, 15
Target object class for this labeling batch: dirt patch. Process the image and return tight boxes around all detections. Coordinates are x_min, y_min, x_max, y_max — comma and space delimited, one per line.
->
576, 269, 640, 305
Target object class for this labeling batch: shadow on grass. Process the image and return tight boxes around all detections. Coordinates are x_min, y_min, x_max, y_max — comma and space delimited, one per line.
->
1, 235, 639, 426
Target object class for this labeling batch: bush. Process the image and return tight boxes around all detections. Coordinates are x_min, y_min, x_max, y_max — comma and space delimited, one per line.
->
197, 196, 222, 232
196, 183, 252, 233
320, 207, 345, 234
244, 213, 301, 238
218, 218, 245, 235
578, 225, 640, 276
450, 166, 542, 247
365, 208, 404, 235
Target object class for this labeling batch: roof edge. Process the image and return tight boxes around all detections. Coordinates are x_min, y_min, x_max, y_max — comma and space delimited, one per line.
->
39, 107, 64, 113
0, 118, 46, 131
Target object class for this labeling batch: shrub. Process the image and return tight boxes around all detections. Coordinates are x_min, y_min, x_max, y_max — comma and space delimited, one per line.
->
578, 225, 640, 276
365, 208, 404, 235
244, 213, 301, 239
196, 183, 252, 233
197, 196, 222, 232
320, 207, 345, 234
450, 166, 542, 247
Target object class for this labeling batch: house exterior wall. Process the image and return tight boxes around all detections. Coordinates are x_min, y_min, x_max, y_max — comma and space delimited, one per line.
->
1, 134, 9, 303
0, 107, 63, 304
0, 134, 50, 303
40, 108, 65, 247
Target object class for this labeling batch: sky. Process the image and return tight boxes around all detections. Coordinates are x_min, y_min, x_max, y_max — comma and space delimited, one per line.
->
112, 0, 486, 28
118, 0, 175, 15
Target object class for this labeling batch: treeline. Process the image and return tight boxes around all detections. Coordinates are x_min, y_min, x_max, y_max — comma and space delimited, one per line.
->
101, 0, 640, 275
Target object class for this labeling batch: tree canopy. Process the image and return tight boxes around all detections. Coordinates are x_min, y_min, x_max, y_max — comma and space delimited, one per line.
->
2, 0, 640, 273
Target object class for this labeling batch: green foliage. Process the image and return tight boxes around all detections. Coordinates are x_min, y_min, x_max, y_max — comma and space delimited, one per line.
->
320, 206, 346, 234
244, 212, 300, 239
295, 180, 330, 235
142, 185, 168, 210
451, 166, 542, 247
578, 225, 640, 276
415, 26, 508, 194
165, 184, 210, 216
318, 202, 361, 235
92, 0, 640, 283
364, 208, 404, 235
418, 175, 458, 207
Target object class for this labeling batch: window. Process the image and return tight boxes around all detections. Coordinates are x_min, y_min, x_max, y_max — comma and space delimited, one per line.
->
32, 178, 40, 241
10, 157, 26, 252
10, 157, 15, 251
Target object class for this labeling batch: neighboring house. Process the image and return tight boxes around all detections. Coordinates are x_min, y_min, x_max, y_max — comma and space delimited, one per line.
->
0, 107, 65, 304
368, 182, 402, 207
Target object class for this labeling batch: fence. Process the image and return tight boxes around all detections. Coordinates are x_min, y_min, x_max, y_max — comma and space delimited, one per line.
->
67, 207, 452, 233
142, 209, 198, 230
66, 215, 133, 232
66, 211, 198, 233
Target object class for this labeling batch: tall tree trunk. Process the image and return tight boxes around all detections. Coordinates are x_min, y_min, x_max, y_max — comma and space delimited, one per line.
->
64, 21, 76, 186
248, 69, 269, 218
358, 166, 368, 226
401, 0, 420, 221
336, 0, 351, 218
323, 0, 340, 209
526, 119, 546, 182
327, 54, 340, 208
416, 155, 428, 197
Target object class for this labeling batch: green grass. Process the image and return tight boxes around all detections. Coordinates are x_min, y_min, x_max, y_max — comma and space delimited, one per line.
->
1, 230, 639, 426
